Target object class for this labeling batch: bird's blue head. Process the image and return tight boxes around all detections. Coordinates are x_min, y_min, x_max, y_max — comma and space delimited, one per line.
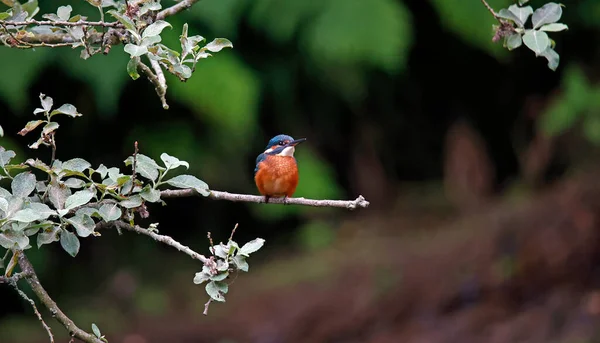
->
263, 134, 306, 156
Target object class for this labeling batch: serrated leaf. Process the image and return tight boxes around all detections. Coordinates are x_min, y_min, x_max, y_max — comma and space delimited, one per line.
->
64, 189, 95, 210
42, 121, 59, 135
540, 23, 568, 32
0, 148, 16, 167
233, 255, 249, 272
522, 29, 549, 55
65, 214, 95, 237
124, 44, 148, 57
51, 104, 81, 117
165, 175, 209, 196
18, 120, 44, 136
11, 172, 36, 197
62, 158, 91, 173
239, 238, 265, 256
193, 271, 211, 284
98, 203, 121, 222
120, 195, 143, 208
205, 281, 228, 302
57, 5, 72, 21
140, 186, 160, 203
160, 153, 189, 170
91, 323, 101, 338
505, 33, 523, 50
60, 229, 80, 257
204, 38, 233, 52
37, 226, 60, 248
508, 4, 533, 28
142, 20, 172, 38
532, 2, 562, 29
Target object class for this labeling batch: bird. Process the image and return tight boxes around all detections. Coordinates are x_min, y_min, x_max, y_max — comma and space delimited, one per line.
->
254, 134, 307, 203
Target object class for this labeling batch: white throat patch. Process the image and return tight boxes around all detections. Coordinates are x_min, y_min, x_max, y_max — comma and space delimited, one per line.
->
276, 146, 295, 157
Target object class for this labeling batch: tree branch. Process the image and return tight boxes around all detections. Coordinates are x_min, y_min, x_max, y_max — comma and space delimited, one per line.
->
137, 59, 169, 109
111, 221, 209, 263
160, 189, 371, 210
0, 19, 122, 28
9, 280, 55, 343
157, 0, 203, 20
15, 251, 104, 343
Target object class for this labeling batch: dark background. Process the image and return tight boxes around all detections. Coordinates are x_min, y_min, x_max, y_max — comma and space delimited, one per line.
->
2, 0, 600, 342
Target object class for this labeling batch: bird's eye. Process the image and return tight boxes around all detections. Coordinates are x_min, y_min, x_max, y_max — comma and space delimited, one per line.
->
279, 141, 285, 145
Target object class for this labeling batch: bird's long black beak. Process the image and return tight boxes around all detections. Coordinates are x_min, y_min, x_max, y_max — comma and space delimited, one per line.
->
287, 138, 307, 146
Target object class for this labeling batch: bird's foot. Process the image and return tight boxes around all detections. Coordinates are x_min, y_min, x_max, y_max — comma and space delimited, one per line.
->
283, 196, 289, 205
264, 195, 270, 204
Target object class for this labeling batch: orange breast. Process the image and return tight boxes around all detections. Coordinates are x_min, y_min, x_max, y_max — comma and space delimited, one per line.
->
254, 155, 299, 197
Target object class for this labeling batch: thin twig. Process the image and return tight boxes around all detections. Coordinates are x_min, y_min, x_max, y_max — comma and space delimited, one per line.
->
203, 298, 212, 315
0, 271, 31, 284
149, 59, 169, 109
10, 281, 55, 343
480, 0, 500, 20
157, 0, 203, 20
207, 232, 214, 250
128, 141, 139, 196
15, 251, 104, 343
229, 223, 238, 241
160, 189, 371, 210
112, 221, 209, 263
137, 59, 169, 109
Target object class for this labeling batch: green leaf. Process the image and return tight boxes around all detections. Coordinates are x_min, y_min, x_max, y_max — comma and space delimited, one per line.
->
540, 23, 568, 32
508, 4, 533, 27
165, 175, 209, 196
540, 46, 560, 71
505, 34, 523, 50
42, 121, 59, 135
47, 182, 71, 210
160, 153, 189, 170
11, 209, 44, 223
65, 214, 95, 237
210, 271, 229, 281
18, 120, 45, 136
232, 255, 249, 272
60, 229, 80, 257
532, 2, 563, 29
107, 9, 137, 33
0, 148, 16, 167
127, 57, 141, 80
0, 198, 8, 214
193, 271, 211, 284
91, 323, 101, 338
0, 230, 28, 249
210, 243, 229, 258
120, 195, 143, 208
57, 5, 72, 21
142, 20, 172, 38
98, 203, 122, 222
95, 164, 108, 179
64, 189, 95, 210
205, 281, 228, 302
140, 186, 161, 203
37, 226, 60, 248
50, 104, 82, 117
522, 29, 549, 55
62, 158, 91, 173
239, 238, 265, 256
139, 1, 161, 15
63, 178, 86, 189
125, 154, 163, 181
204, 38, 233, 52
11, 172, 36, 197
124, 44, 148, 57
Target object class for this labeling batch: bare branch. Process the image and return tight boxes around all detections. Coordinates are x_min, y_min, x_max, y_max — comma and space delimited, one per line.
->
0, 20, 122, 28
157, 0, 203, 20
203, 298, 212, 315
480, 0, 501, 20
9, 280, 55, 343
112, 221, 209, 263
160, 189, 371, 210
149, 59, 169, 109
137, 59, 169, 109
0, 271, 31, 284
15, 251, 104, 343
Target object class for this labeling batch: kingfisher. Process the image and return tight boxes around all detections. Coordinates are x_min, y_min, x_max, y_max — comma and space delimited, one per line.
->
254, 134, 307, 203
